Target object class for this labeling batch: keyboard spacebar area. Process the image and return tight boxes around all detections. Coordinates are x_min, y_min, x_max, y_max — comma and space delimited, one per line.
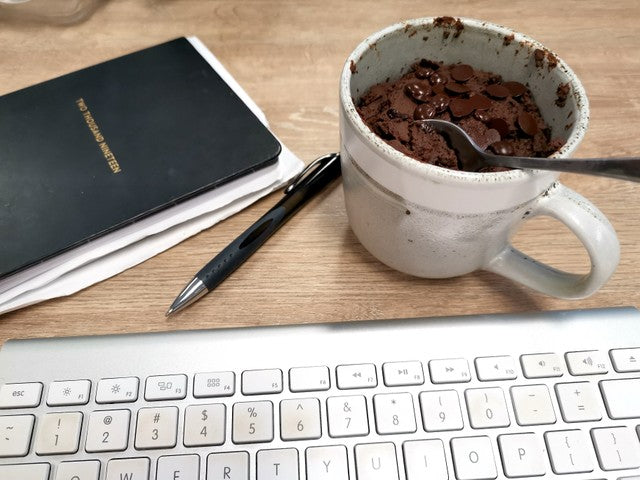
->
600, 378, 640, 419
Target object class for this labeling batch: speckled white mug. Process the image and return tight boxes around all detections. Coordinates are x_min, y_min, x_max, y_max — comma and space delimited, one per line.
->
340, 17, 619, 299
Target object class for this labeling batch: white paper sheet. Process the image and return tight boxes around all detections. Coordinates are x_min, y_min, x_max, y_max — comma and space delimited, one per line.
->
0, 36, 304, 315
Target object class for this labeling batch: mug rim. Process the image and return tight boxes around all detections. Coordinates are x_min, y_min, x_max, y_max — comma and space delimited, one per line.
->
340, 17, 590, 187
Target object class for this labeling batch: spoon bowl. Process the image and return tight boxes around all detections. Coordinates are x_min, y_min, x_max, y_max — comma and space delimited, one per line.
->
425, 119, 640, 182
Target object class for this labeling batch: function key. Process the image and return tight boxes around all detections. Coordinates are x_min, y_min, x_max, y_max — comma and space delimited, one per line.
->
520, 353, 564, 378
289, 366, 330, 392
475, 356, 518, 381
565, 350, 608, 375
96, 377, 139, 404
47, 380, 91, 406
429, 358, 471, 384
336, 364, 377, 389
194, 371, 235, 398
382, 361, 424, 387
610, 347, 640, 372
242, 369, 283, 395
145, 375, 187, 401
0, 382, 42, 409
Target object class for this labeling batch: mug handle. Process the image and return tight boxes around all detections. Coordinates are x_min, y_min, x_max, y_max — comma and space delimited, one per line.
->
486, 182, 619, 299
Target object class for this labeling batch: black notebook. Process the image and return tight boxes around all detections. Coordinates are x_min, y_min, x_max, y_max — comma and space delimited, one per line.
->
0, 37, 281, 280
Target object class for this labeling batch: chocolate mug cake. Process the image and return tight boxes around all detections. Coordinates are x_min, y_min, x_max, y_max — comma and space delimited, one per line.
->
356, 59, 564, 172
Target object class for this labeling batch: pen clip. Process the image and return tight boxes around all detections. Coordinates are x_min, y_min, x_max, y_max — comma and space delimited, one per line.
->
284, 152, 340, 195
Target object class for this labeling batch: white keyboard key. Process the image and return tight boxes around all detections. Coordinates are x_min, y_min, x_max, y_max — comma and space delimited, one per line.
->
193, 371, 235, 398
0, 463, 50, 479
280, 398, 321, 441
47, 380, 91, 406
355, 442, 399, 480
96, 377, 139, 404
289, 366, 330, 392
157, 454, 200, 480
429, 358, 471, 383
601, 378, 640, 419
382, 361, 424, 386
184, 404, 225, 446
135, 406, 178, 450
207, 451, 249, 480
0, 414, 34, 457
257, 448, 299, 480
451, 436, 497, 480
55, 460, 100, 480
475, 356, 518, 381
465, 387, 510, 429
419, 390, 464, 431
403, 439, 448, 480
591, 427, 640, 471
555, 382, 602, 422
242, 369, 282, 395
306, 445, 349, 480
610, 347, 640, 372
373, 392, 416, 434
85, 409, 130, 452
520, 353, 564, 378
0, 382, 42, 409
510, 384, 556, 425
566, 350, 609, 375
544, 429, 594, 474
498, 433, 546, 477
232, 401, 273, 443
327, 395, 369, 437
145, 374, 187, 401
336, 363, 377, 389
34, 412, 82, 455
106, 457, 149, 480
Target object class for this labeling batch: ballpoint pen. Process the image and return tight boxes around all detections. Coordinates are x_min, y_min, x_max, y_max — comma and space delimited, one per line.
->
166, 152, 341, 316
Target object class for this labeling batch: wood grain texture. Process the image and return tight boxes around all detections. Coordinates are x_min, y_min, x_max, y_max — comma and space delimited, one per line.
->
1, 0, 639, 345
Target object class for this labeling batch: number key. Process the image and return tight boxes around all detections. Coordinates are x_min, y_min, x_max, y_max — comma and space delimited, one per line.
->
85, 410, 130, 452
134, 407, 178, 450
232, 401, 273, 444
374, 392, 416, 434
184, 404, 226, 446
327, 395, 369, 438
419, 390, 464, 431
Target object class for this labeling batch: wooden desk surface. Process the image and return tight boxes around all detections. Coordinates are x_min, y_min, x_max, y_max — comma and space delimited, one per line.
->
1, 0, 639, 344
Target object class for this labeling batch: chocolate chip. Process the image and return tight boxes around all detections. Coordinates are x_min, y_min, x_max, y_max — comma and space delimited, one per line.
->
449, 98, 474, 117
445, 83, 471, 95
387, 108, 399, 118
414, 103, 436, 120
432, 83, 446, 94
404, 82, 432, 102
429, 72, 447, 86
503, 81, 527, 97
469, 94, 492, 110
485, 84, 511, 99
489, 140, 514, 156
487, 118, 510, 137
415, 67, 434, 79
474, 110, 491, 122
431, 93, 450, 113
450, 64, 474, 82
419, 59, 440, 70
517, 112, 538, 136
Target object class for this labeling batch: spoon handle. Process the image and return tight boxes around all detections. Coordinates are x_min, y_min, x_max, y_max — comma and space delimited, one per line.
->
488, 155, 640, 182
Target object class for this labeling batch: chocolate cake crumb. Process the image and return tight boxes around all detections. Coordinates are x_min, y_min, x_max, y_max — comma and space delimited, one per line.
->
556, 82, 570, 107
503, 34, 514, 46
350, 60, 357, 74
534, 49, 545, 68
356, 59, 565, 172
433, 16, 464, 38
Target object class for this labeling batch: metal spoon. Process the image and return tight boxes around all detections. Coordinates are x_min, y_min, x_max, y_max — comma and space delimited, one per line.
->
424, 119, 640, 182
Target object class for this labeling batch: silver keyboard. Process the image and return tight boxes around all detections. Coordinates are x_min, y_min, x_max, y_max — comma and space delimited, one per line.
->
1, 307, 640, 480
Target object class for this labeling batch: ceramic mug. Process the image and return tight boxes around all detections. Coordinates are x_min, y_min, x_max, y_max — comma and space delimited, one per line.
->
339, 17, 619, 299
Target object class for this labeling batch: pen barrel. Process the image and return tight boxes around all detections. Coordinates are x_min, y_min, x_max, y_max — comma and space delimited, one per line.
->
197, 153, 341, 291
